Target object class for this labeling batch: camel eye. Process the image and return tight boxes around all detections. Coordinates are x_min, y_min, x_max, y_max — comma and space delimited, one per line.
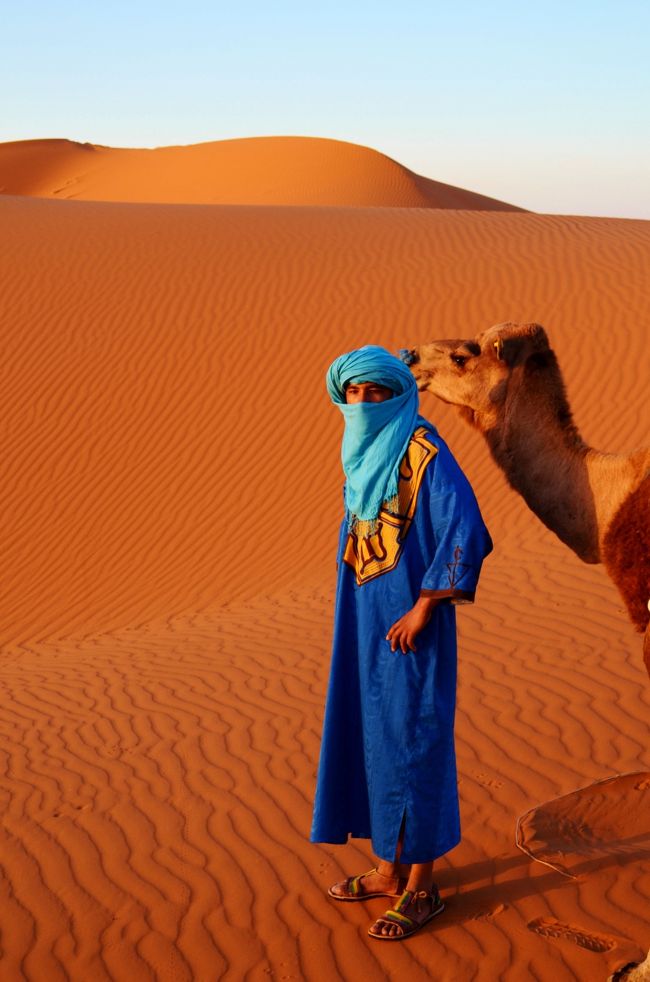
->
450, 354, 467, 367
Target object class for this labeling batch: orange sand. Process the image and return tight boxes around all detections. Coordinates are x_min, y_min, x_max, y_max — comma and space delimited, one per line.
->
0, 136, 523, 208
0, 140, 648, 981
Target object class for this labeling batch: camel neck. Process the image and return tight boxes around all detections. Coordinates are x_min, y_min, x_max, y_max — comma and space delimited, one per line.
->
482, 379, 601, 563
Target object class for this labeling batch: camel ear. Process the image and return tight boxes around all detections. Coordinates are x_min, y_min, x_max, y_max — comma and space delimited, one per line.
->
492, 323, 549, 366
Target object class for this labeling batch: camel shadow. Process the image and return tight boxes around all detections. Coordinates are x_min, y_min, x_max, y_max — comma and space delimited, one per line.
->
433, 853, 565, 925
433, 837, 650, 927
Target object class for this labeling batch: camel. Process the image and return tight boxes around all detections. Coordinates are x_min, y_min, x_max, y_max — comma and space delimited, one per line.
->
401, 322, 650, 676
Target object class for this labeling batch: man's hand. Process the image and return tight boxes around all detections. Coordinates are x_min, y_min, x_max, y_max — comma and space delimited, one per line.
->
386, 596, 439, 653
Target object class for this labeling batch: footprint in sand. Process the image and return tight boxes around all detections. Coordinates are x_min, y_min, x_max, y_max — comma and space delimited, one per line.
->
263, 964, 298, 980
528, 917, 616, 952
474, 903, 507, 920
475, 772, 504, 789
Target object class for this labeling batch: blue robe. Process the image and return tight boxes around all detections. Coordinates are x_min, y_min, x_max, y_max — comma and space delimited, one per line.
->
311, 425, 492, 864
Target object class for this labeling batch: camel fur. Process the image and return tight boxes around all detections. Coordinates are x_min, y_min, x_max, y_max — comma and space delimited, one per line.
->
404, 322, 650, 675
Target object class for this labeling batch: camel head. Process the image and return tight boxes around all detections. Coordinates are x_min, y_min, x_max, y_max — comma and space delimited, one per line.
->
401, 322, 553, 430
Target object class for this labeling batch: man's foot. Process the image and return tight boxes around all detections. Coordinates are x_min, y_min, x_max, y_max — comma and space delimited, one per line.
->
368, 887, 444, 940
328, 867, 407, 902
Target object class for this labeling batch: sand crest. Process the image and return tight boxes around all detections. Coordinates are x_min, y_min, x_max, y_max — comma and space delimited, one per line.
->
0, 136, 524, 208
517, 772, 650, 876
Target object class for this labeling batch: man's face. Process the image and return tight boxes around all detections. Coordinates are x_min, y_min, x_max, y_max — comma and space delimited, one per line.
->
344, 381, 394, 404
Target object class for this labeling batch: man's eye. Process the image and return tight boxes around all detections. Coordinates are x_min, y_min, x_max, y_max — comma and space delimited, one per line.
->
450, 355, 467, 367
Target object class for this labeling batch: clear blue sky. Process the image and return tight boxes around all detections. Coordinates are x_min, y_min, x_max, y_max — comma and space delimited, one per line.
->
2, 0, 649, 217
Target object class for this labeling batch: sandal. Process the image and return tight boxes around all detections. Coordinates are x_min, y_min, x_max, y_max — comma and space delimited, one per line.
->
328, 867, 407, 902
368, 887, 445, 940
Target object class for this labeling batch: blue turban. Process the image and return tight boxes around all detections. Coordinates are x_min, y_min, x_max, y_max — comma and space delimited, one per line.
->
326, 345, 427, 530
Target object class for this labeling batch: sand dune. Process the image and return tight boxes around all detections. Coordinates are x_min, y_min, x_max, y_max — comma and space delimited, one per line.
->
0, 136, 523, 208
0, 176, 649, 980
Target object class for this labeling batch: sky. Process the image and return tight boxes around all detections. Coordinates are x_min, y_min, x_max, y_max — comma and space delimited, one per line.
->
2, 0, 649, 217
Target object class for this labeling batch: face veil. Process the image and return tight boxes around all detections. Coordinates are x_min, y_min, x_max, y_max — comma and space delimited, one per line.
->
326, 345, 424, 535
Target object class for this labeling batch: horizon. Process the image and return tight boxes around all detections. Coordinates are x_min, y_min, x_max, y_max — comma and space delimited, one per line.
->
2, 0, 649, 219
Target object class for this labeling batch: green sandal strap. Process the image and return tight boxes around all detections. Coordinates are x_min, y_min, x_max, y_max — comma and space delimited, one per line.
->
369, 888, 445, 940
385, 888, 441, 924
381, 909, 416, 930
395, 887, 441, 910
394, 889, 414, 910
347, 867, 377, 896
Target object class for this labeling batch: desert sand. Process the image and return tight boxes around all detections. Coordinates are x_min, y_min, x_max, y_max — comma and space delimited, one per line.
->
0, 137, 648, 981
0, 136, 523, 209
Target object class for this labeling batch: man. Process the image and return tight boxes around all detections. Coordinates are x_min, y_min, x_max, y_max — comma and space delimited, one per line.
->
311, 344, 492, 941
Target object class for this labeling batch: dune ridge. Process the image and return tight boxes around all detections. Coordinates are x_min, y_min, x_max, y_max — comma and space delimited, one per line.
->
0, 188, 648, 980
0, 136, 523, 209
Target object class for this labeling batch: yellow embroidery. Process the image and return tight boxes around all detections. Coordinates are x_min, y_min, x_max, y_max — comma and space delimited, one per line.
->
343, 427, 438, 585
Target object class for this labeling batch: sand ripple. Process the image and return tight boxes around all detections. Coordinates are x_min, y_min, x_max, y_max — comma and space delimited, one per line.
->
0, 193, 648, 979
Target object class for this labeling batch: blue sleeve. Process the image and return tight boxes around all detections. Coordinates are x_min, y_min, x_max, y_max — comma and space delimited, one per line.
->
420, 439, 493, 604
